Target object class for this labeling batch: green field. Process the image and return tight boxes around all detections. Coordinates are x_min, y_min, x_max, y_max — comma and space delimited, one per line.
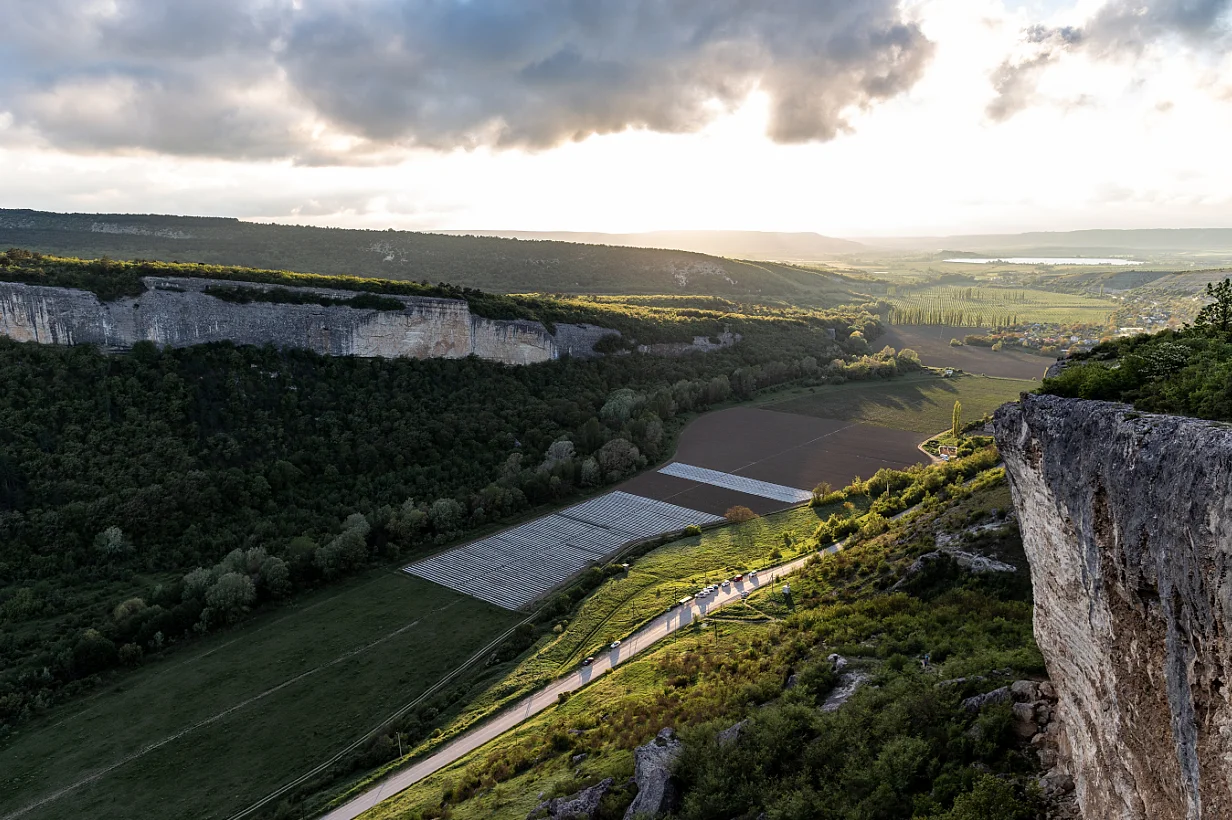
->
335, 501, 854, 807
0, 574, 519, 820
884, 285, 1117, 328
766, 373, 1028, 433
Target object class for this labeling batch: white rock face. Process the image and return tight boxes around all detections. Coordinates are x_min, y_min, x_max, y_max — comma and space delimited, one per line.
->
996, 394, 1232, 820
0, 277, 616, 365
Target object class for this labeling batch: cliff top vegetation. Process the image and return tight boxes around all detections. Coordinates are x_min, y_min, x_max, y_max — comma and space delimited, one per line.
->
0, 249, 876, 346
1041, 277, 1232, 419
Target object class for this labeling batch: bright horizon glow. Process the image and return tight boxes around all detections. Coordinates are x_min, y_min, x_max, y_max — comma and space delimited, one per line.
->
2, 0, 1231, 238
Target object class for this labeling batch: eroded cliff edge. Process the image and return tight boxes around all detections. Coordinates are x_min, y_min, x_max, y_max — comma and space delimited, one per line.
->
996, 394, 1232, 820
0, 277, 632, 364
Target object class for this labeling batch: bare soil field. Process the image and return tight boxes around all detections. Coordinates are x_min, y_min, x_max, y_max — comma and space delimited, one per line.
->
620, 406, 927, 513
879, 325, 1052, 381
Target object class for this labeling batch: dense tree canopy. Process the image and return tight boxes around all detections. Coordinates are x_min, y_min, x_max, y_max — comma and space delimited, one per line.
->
0, 297, 917, 730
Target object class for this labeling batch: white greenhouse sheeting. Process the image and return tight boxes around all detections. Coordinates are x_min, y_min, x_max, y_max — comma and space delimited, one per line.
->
405, 491, 722, 610
657, 462, 812, 504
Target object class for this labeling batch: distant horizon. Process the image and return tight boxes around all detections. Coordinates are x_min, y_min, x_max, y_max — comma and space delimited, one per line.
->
7, 206, 1232, 245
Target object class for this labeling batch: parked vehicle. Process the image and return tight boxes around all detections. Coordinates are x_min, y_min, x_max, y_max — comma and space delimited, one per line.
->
721, 579, 731, 589
610, 640, 622, 650
733, 574, 744, 582
582, 656, 595, 666
740, 592, 749, 601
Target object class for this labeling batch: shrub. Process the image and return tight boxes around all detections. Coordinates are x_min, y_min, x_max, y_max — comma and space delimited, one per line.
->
725, 506, 758, 524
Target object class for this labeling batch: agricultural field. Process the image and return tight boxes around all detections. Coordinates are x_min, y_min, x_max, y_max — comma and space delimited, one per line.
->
767, 372, 1029, 434
883, 285, 1118, 328
879, 324, 1052, 380
618, 406, 926, 516
0, 574, 519, 820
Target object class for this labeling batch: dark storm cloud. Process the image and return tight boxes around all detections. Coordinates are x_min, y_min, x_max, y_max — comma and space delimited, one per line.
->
987, 0, 1232, 122
0, 0, 933, 161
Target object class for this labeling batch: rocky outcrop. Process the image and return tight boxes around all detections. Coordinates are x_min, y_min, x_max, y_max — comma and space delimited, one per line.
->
636, 330, 741, 357
528, 777, 613, 820
0, 277, 627, 365
624, 728, 682, 820
996, 394, 1232, 820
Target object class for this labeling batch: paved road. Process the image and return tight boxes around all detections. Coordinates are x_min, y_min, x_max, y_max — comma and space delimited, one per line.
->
321, 549, 832, 820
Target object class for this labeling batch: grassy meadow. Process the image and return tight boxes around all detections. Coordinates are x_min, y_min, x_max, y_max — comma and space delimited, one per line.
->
766, 372, 1029, 433
0, 574, 519, 820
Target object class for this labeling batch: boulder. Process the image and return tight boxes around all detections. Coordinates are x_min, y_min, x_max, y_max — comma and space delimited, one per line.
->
716, 720, 747, 747
1012, 701, 1039, 738
1010, 679, 1040, 702
623, 728, 682, 820
821, 672, 869, 712
528, 777, 614, 820
961, 686, 1011, 712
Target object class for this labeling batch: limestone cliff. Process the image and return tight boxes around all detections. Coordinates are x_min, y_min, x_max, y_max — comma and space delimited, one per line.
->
996, 394, 1232, 820
0, 276, 628, 364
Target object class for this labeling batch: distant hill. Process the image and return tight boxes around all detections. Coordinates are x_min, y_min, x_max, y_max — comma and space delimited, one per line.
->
869, 228, 1232, 256
438, 229, 865, 260
0, 209, 867, 304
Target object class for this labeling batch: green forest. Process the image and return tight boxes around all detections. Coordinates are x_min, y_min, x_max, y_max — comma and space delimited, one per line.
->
0, 276, 918, 732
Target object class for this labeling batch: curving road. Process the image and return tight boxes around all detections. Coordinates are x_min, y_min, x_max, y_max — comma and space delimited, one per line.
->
321, 547, 836, 820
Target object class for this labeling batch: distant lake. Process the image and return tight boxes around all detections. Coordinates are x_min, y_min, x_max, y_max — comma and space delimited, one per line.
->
944, 257, 1143, 266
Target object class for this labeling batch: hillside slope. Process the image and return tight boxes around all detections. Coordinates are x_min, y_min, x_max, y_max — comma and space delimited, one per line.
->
0, 210, 867, 303
437, 229, 865, 260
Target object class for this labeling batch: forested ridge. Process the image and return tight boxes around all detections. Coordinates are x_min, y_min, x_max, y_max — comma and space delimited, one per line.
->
0, 250, 870, 346
0, 291, 918, 731
0, 209, 869, 302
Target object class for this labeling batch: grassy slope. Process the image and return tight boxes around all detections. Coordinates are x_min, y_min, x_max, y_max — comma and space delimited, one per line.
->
410, 501, 865, 746
765, 372, 1029, 433
0, 574, 519, 820
359, 476, 1042, 820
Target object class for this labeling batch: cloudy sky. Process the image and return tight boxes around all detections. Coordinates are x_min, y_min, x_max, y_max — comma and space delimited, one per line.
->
1, 0, 1230, 237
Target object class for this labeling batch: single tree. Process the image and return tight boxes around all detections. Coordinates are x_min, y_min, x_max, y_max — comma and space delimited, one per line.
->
952, 400, 963, 438
1194, 278, 1232, 333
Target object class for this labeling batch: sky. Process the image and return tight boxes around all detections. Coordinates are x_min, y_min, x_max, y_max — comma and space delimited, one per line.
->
1, 0, 1230, 237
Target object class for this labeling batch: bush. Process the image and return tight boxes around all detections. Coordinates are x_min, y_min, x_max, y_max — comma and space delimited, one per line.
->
725, 506, 758, 524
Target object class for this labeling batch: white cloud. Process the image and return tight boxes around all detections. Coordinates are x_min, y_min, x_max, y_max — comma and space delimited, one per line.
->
1, 0, 1231, 236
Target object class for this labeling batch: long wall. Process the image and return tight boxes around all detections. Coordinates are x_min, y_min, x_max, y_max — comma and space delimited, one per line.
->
0, 277, 621, 365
